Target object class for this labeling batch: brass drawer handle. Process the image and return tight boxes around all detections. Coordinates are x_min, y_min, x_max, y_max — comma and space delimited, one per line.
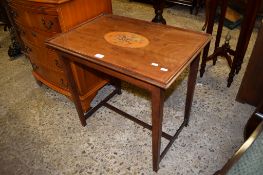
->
60, 78, 68, 88
41, 18, 54, 30
55, 59, 63, 69
32, 63, 39, 70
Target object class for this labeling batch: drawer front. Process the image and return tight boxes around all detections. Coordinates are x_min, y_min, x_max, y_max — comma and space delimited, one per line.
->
9, 4, 28, 26
9, 2, 60, 33
17, 24, 54, 46
28, 12, 61, 33
23, 41, 38, 58
30, 60, 69, 90
23, 41, 64, 71
43, 48, 64, 71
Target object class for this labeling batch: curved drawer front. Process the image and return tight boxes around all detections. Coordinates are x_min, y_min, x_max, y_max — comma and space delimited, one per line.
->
30, 60, 69, 90
9, 4, 28, 26
9, 2, 60, 33
28, 13, 61, 33
40, 47, 64, 71
17, 24, 54, 46
23, 41, 38, 58
23, 41, 64, 72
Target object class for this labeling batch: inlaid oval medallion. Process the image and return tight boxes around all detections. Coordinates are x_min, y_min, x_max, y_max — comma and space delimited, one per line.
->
104, 32, 149, 48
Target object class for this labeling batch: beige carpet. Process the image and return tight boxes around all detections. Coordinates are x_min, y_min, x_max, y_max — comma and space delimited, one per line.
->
0, 0, 258, 174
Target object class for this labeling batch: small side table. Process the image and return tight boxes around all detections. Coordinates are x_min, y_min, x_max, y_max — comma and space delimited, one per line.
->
46, 14, 211, 171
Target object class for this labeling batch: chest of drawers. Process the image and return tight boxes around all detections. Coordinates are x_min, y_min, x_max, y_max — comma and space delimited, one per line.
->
8, 0, 112, 112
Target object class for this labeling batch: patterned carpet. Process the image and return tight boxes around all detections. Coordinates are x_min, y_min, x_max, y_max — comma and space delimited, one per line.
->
0, 0, 258, 174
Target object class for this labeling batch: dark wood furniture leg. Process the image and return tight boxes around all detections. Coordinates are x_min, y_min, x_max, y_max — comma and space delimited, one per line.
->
200, 0, 218, 77
212, 0, 228, 65
151, 87, 164, 172
152, 0, 166, 24
191, 0, 197, 14
61, 57, 87, 126
227, 0, 262, 87
184, 54, 200, 126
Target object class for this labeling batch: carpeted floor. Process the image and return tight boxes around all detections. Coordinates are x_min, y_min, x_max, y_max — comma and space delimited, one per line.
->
0, 0, 259, 174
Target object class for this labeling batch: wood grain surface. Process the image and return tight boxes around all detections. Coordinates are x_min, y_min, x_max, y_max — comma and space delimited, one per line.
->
47, 14, 211, 89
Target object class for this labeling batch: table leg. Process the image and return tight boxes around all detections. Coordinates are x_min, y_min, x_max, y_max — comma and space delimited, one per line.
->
151, 87, 164, 172
184, 54, 201, 126
62, 57, 87, 126
213, 0, 228, 65
227, 0, 262, 87
200, 0, 218, 77
152, 0, 166, 24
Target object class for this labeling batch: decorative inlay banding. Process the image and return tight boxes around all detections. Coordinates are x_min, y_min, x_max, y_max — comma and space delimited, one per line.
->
104, 32, 149, 48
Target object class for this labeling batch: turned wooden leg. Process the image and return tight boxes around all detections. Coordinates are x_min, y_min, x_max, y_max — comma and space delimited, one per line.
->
184, 54, 200, 126
151, 87, 164, 172
61, 56, 87, 126
152, 0, 166, 24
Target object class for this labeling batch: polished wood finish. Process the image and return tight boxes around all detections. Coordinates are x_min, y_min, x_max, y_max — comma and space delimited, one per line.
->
184, 53, 200, 126
46, 15, 210, 89
46, 14, 210, 171
151, 87, 164, 171
236, 20, 263, 106
8, 0, 112, 112
200, 0, 263, 87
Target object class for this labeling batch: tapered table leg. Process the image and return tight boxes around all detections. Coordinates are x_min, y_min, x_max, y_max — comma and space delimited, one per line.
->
184, 54, 201, 126
61, 56, 87, 126
151, 87, 164, 172
152, 0, 166, 24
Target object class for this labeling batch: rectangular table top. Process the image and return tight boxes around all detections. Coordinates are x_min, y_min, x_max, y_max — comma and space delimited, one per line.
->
46, 14, 211, 89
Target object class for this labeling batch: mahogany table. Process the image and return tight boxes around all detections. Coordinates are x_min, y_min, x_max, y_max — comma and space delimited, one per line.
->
46, 14, 210, 172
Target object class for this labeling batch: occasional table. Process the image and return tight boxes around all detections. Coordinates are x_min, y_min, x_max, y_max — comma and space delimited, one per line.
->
46, 14, 210, 171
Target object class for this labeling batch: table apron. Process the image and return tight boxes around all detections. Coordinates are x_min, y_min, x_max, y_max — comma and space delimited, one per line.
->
59, 51, 163, 92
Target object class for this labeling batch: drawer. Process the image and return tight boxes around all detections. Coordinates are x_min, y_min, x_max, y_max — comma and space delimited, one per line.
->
39, 47, 64, 71
9, 4, 28, 26
30, 60, 69, 90
17, 24, 54, 45
23, 41, 38, 58
28, 12, 61, 33
9, 2, 60, 33
23, 41, 64, 71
